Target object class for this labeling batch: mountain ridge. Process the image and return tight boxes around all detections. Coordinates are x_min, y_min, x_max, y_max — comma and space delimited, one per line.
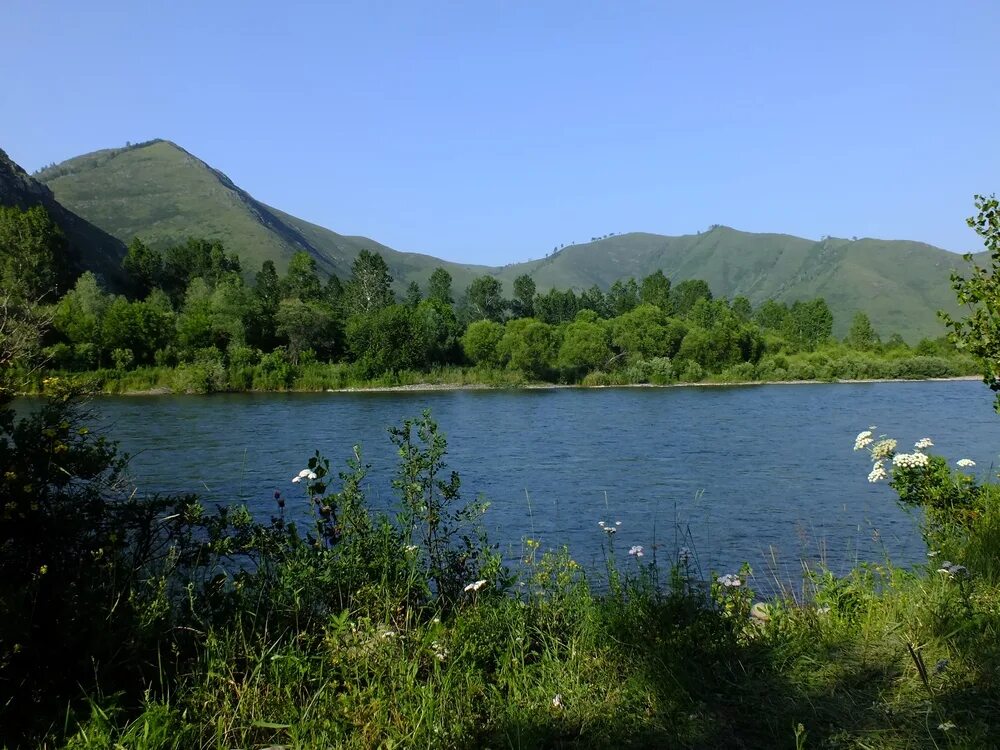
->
31, 139, 980, 340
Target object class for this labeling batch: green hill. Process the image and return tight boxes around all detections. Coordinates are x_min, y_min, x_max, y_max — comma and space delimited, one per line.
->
34, 139, 978, 340
1, 147, 125, 286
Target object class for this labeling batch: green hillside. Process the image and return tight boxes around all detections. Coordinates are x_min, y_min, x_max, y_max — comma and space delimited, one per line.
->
0, 147, 125, 286
34, 140, 977, 340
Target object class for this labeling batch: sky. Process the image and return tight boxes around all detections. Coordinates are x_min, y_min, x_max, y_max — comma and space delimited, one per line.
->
4, 0, 999, 264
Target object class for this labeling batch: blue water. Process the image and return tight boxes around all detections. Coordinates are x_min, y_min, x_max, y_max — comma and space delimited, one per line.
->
89, 381, 1000, 588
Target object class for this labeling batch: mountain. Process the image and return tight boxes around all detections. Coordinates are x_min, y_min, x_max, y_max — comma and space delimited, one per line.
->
0, 147, 125, 286
33, 140, 492, 292
34, 139, 978, 340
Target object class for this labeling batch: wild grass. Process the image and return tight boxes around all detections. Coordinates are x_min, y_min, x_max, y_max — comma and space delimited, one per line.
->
5, 395, 999, 749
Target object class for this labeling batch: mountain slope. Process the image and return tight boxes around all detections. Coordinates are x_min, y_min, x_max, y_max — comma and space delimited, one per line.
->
34, 140, 978, 340
34, 140, 492, 291
1, 147, 125, 286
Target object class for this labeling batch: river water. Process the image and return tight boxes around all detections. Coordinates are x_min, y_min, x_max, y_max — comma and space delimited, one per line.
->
89, 381, 1000, 589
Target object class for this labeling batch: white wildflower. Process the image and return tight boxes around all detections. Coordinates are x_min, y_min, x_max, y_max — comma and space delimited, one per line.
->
598, 520, 606, 527
893, 452, 929, 469
628, 545, 644, 557
615, 520, 622, 526
603, 526, 617, 535
854, 430, 874, 451
936, 561, 968, 579
464, 579, 487, 593
297, 469, 311, 478
381, 630, 396, 638
404, 544, 419, 553
291, 476, 302, 483
717, 573, 741, 588
871, 439, 897, 460
938, 721, 956, 731
552, 693, 563, 709
957, 458, 976, 468
914, 437, 934, 450
868, 461, 887, 483
307, 471, 318, 480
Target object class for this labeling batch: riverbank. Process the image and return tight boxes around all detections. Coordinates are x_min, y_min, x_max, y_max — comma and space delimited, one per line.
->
21, 359, 982, 397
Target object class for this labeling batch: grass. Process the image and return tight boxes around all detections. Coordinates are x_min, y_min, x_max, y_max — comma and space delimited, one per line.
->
6, 394, 1000, 750
53, 549, 1000, 749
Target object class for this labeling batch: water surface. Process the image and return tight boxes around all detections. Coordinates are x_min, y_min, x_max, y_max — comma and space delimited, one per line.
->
91, 381, 1000, 587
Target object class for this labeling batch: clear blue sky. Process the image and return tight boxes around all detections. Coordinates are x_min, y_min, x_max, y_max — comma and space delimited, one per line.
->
5, 0, 999, 264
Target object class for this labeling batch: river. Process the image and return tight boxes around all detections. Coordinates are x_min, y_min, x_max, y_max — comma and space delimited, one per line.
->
88, 380, 1000, 590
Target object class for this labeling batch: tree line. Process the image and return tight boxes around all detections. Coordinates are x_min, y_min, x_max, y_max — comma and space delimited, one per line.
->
0, 203, 960, 389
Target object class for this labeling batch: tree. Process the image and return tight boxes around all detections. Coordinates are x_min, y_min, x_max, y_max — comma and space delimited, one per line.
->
754, 299, 790, 331
414, 299, 461, 365
610, 304, 686, 363
640, 270, 672, 312
511, 274, 536, 318
346, 304, 424, 375
282, 251, 322, 302
427, 267, 454, 305
731, 296, 753, 322
276, 298, 335, 365
784, 298, 833, 349
404, 281, 423, 307
534, 288, 579, 324
941, 195, 1000, 410
0, 204, 62, 299
121, 237, 163, 298
558, 316, 612, 376
345, 250, 394, 315
607, 278, 640, 316
847, 311, 880, 351
502, 319, 555, 378
461, 320, 505, 367
463, 276, 506, 323
670, 279, 713, 316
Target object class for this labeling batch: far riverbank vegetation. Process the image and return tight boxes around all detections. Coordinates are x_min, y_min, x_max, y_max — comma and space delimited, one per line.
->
0, 204, 977, 395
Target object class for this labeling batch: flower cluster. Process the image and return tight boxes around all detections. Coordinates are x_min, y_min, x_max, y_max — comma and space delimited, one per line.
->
716, 573, 742, 588
870, 438, 897, 460
914, 437, 934, 450
957, 458, 976, 468
868, 461, 888, 483
430, 640, 449, 661
597, 520, 621, 534
628, 545, 644, 558
892, 451, 930, 469
291, 467, 318, 483
853, 430, 874, 451
463, 579, 487, 593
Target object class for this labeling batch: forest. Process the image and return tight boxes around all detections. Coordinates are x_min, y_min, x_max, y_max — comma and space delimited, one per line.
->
0, 204, 975, 394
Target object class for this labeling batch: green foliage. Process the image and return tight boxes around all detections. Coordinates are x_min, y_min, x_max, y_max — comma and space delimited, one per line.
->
941, 194, 1000, 410
503, 318, 556, 379
462, 275, 506, 323
281, 250, 323, 302
558, 316, 612, 376
344, 249, 394, 316
121, 237, 163, 298
461, 320, 506, 367
639, 269, 672, 311
0, 204, 63, 298
847, 311, 881, 351
346, 304, 425, 376
610, 303, 686, 364
426, 266, 454, 305
275, 298, 334, 365
511, 273, 536, 318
